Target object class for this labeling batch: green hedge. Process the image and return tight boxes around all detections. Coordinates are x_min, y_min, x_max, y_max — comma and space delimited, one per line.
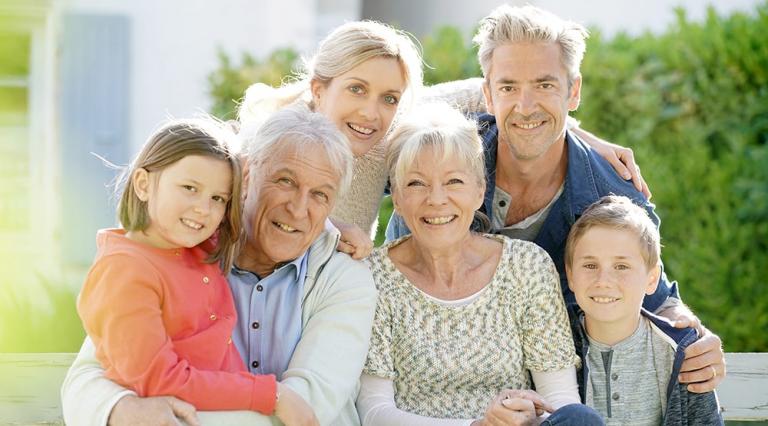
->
209, 4, 768, 351
575, 5, 768, 352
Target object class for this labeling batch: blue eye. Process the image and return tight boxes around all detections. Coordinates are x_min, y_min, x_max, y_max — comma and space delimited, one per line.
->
349, 85, 365, 95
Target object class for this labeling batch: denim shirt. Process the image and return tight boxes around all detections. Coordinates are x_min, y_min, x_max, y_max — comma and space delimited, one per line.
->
386, 113, 678, 311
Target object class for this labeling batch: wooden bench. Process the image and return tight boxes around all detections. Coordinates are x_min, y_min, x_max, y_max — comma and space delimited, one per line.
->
1, 353, 766, 425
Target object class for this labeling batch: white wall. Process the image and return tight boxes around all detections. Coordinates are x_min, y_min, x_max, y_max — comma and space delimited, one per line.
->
365, 0, 762, 39
60, 0, 319, 153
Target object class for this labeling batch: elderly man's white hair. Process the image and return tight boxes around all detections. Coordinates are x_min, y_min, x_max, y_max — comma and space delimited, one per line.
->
239, 104, 354, 196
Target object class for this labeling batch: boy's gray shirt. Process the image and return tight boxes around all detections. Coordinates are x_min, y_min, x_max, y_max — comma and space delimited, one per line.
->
574, 309, 724, 426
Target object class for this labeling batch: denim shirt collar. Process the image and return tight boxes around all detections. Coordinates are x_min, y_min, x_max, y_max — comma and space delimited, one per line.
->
478, 112, 597, 231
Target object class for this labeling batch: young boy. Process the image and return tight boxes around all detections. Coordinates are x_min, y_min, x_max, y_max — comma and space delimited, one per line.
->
565, 195, 722, 425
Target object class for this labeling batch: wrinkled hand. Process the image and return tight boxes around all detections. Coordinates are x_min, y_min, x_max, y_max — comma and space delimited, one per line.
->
679, 327, 726, 393
333, 220, 374, 260
274, 383, 319, 426
574, 127, 651, 199
472, 389, 552, 426
108, 395, 199, 426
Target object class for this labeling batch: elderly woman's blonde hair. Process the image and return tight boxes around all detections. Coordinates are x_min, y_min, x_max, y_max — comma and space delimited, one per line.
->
386, 102, 485, 192
239, 20, 424, 127
473, 4, 588, 85
565, 195, 661, 270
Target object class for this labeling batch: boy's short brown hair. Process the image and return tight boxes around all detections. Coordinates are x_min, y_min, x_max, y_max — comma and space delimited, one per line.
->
565, 195, 661, 270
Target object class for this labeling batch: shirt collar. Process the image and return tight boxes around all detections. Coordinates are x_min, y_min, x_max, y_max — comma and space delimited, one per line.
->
231, 250, 309, 281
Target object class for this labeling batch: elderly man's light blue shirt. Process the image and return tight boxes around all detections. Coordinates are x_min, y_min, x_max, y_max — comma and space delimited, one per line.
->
228, 253, 308, 379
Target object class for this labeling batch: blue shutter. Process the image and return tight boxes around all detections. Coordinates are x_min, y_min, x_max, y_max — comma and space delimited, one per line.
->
58, 13, 130, 265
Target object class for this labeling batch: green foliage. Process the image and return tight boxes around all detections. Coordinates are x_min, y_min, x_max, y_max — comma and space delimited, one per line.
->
575, 4, 768, 351
208, 4, 767, 352
421, 26, 480, 85
208, 47, 300, 120
0, 278, 84, 352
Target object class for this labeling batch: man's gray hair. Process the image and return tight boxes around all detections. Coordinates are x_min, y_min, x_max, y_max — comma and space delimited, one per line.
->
239, 104, 353, 195
473, 4, 589, 84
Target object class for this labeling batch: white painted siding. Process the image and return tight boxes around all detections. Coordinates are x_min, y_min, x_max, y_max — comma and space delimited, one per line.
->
364, 0, 763, 39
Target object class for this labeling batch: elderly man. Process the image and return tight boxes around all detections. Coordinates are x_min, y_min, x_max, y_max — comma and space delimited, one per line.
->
62, 107, 377, 426
387, 4, 725, 397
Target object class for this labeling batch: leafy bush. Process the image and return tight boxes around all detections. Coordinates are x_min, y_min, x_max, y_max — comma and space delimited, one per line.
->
575, 5, 768, 351
209, 4, 768, 351
208, 47, 300, 120
0, 278, 84, 352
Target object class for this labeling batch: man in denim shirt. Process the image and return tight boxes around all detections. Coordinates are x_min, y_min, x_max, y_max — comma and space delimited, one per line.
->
387, 4, 725, 395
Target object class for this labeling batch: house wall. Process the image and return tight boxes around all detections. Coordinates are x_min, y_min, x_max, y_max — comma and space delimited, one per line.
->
363, 0, 763, 39
60, 0, 319, 155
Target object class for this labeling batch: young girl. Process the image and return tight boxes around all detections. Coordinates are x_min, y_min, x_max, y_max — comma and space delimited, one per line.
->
77, 119, 307, 421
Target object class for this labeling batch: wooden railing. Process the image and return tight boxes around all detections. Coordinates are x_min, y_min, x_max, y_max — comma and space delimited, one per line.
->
1, 353, 766, 425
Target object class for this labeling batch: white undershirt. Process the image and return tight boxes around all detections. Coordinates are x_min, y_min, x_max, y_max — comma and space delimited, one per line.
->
357, 367, 580, 425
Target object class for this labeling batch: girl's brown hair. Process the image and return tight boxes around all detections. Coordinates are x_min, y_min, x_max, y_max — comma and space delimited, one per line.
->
117, 118, 242, 273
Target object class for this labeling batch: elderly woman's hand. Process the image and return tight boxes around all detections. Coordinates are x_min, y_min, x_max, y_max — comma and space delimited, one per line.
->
472, 390, 552, 426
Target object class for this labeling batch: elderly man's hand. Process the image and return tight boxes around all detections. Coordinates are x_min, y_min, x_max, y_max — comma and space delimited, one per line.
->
108, 395, 199, 426
658, 303, 726, 393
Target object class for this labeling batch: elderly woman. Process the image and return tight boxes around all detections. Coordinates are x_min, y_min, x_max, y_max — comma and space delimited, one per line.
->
356, 103, 602, 426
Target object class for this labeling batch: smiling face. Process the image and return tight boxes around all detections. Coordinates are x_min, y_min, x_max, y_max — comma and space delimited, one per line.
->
128, 154, 233, 249
567, 226, 660, 342
482, 42, 581, 161
239, 143, 341, 276
311, 56, 407, 157
392, 146, 485, 250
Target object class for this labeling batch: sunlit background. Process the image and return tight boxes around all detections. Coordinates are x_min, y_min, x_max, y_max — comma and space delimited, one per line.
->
0, 0, 766, 354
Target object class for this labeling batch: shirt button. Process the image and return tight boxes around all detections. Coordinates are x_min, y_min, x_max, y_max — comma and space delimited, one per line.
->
252, 360, 259, 368
251, 321, 260, 329
202, 276, 210, 284
612, 392, 620, 401
209, 314, 217, 321
499, 200, 507, 207
611, 373, 619, 381
256, 284, 264, 292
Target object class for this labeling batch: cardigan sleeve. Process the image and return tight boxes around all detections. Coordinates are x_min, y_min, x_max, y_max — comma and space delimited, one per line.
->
61, 337, 135, 426
280, 254, 378, 424
77, 253, 276, 413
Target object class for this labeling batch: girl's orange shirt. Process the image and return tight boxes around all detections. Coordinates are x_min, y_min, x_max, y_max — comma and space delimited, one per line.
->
77, 228, 276, 413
